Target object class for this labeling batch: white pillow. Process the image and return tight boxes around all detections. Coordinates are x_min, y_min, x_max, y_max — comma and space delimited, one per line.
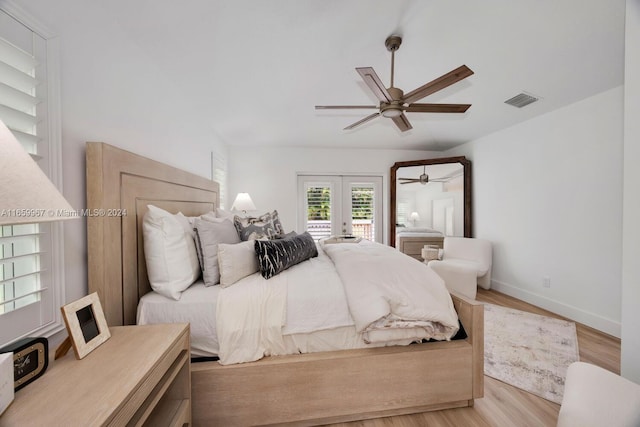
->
217, 240, 259, 287
143, 205, 200, 300
200, 211, 219, 222
175, 212, 196, 239
177, 211, 219, 238
215, 207, 234, 220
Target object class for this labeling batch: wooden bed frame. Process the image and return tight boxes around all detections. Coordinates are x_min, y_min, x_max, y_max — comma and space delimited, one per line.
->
86, 142, 484, 426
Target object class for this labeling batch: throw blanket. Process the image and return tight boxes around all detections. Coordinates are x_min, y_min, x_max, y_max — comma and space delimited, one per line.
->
216, 247, 352, 365
322, 240, 459, 343
215, 272, 289, 364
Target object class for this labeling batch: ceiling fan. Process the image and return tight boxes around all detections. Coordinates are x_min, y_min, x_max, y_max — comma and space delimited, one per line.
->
399, 166, 449, 185
315, 35, 474, 132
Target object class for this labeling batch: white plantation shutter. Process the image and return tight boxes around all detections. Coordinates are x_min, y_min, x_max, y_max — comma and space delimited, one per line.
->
304, 183, 334, 240
1, 224, 43, 312
350, 185, 375, 241
396, 197, 410, 226
0, 5, 64, 345
211, 147, 227, 208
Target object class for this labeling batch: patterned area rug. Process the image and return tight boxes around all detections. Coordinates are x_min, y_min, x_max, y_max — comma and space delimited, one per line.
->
484, 303, 580, 404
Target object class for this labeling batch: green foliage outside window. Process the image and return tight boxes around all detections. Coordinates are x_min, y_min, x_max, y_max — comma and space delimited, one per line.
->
351, 187, 373, 220
307, 187, 373, 220
307, 187, 331, 220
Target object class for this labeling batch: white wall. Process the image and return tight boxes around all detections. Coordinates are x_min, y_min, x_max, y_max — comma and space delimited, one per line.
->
227, 147, 442, 244
7, 1, 228, 328
621, 0, 640, 382
448, 87, 624, 337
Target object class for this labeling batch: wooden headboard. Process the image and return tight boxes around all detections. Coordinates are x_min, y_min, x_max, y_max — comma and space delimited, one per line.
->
86, 142, 219, 326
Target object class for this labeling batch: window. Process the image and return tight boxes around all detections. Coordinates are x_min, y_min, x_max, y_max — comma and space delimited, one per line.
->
396, 197, 410, 226
0, 5, 64, 345
350, 185, 376, 241
297, 175, 383, 242
211, 146, 228, 208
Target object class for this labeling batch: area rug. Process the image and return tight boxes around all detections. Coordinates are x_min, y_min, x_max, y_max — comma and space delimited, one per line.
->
484, 303, 580, 404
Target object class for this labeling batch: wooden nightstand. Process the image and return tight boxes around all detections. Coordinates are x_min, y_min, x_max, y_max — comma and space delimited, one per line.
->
1, 323, 190, 426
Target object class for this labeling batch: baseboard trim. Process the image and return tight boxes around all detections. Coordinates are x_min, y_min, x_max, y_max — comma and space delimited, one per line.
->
490, 280, 621, 338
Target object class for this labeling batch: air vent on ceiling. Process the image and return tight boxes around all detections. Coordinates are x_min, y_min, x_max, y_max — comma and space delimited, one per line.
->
504, 92, 540, 108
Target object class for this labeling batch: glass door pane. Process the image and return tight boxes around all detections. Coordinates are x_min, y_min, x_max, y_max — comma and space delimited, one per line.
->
299, 175, 382, 242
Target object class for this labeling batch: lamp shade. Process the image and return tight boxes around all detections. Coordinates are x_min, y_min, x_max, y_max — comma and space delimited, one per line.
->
0, 120, 74, 225
231, 192, 256, 212
410, 212, 420, 221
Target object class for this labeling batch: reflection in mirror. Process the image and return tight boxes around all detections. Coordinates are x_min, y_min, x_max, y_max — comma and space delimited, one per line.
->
397, 163, 463, 233
390, 157, 471, 257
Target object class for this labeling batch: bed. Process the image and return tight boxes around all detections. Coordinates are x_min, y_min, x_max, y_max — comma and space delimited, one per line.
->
396, 227, 445, 260
86, 142, 484, 426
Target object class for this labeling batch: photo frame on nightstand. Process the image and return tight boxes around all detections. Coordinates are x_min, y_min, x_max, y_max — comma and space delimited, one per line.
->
61, 292, 111, 359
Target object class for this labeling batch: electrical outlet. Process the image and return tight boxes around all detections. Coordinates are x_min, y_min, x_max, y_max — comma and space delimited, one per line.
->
543, 276, 551, 288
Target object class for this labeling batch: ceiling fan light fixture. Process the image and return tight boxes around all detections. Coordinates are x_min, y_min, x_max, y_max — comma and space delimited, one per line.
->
381, 106, 403, 118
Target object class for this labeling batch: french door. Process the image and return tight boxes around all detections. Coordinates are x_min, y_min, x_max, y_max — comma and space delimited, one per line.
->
297, 175, 383, 243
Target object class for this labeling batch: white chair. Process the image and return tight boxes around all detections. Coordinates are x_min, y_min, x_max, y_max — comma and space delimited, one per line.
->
427, 237, 492, 299
557, 362, 640, 427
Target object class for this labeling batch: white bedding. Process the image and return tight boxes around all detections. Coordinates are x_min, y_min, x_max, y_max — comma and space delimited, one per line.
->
137, 280, 407, 360
322, 240, 458, 343
140, 241, 459, 365
215, 246, 355, 365
396, 231, 443, 238
137, 280, 220, 357
216, 240, 459, 365
397, 227, 442, 234
138, 249, 354, 360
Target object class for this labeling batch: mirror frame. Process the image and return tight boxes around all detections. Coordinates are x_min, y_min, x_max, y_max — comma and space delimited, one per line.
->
390, 156, 472, 247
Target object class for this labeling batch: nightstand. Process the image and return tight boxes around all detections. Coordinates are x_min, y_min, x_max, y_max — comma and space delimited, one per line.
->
1, 323, 190, 426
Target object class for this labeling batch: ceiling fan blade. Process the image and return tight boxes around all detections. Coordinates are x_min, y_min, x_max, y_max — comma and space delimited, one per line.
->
315, 105, 378, 110
356, 67, 393, 103
391, 113, 412, 132
344, 112, 380, 130
400, 181, 419, 184
403, 65, 474, 105
405, 103, 472, 113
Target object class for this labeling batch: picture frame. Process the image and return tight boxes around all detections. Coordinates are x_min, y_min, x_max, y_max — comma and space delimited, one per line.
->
60, 292, 111, 359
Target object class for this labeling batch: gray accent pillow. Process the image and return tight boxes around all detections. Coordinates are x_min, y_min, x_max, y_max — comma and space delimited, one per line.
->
193, 218, 240, 286
234, 210, 284, 241
275, 231, 297, 239
254, 232, 318, 279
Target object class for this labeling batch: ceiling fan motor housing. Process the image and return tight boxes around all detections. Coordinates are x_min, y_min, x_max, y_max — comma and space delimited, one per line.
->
385, 35, 402, 52
381, 87, 404, 117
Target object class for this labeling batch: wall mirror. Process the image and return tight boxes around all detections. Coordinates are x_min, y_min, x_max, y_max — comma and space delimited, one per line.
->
390, 157, 471, 248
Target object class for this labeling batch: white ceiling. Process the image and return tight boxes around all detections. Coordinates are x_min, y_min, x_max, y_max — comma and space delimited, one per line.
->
24, 0, 628, 151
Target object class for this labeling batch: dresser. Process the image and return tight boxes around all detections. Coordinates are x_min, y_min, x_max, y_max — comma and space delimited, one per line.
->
397, 235, 444, 260
1, 323, 190, 426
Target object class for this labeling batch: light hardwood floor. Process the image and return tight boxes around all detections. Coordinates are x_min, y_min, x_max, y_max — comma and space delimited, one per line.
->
330, 288, 621, 427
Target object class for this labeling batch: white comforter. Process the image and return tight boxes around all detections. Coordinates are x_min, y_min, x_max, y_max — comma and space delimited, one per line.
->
216, 240, 459, 365
322, 240, 459, 343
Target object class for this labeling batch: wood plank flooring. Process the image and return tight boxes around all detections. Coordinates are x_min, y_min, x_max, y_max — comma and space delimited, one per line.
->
330, 288, 621, 427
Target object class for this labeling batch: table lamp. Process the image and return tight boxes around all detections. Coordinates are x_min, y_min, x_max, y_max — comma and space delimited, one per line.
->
231, 192, 256, 215
0, 120, 74, 223
410, 211, 420, 226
